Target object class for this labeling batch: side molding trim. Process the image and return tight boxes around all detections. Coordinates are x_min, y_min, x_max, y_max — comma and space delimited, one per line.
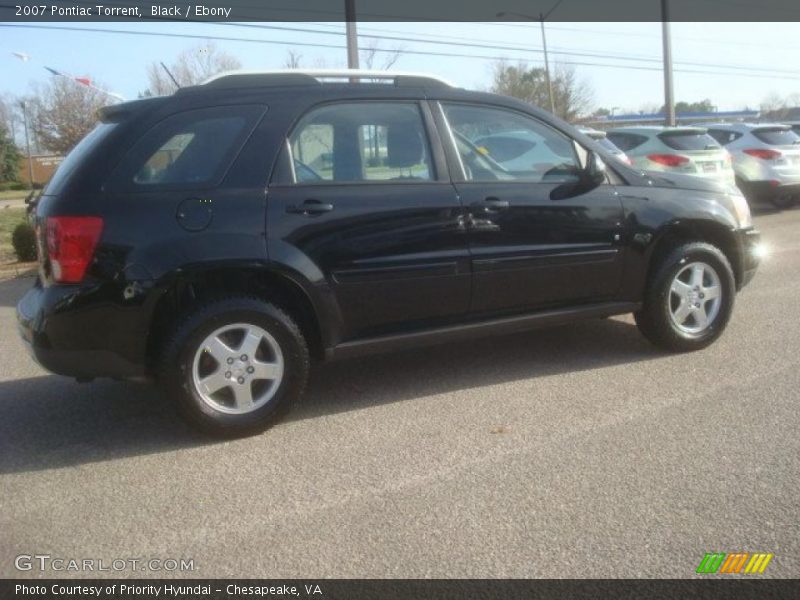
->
326, 301, 641, 360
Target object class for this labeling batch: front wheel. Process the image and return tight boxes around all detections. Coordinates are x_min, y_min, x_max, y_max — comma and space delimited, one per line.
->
635, 242, 735, 352
159, 297, 310, 436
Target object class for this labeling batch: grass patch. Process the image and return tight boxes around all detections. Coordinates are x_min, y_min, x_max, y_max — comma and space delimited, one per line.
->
0, 190, 30, 201
0, 207, 31, 263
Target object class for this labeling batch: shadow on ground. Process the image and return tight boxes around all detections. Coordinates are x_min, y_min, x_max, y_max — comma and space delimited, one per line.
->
0, 315, 661, 475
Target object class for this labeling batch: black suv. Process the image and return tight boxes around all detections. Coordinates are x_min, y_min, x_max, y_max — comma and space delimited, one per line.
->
17, 71, 761, 435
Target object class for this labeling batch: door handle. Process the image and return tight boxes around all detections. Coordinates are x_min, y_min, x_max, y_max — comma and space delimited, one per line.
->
473, 197, 510, 212
287, 199, 334, 215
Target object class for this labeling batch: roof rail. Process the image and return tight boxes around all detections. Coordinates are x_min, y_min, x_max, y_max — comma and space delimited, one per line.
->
202, 69, 455, 89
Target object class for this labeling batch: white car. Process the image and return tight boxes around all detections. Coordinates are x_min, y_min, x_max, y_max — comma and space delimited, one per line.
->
606, 126, 735, 186
580, 127, 632, 165
705, 122, 800, 208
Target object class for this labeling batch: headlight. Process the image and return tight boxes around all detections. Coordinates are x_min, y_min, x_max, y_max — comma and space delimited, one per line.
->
730, 191, 752, 228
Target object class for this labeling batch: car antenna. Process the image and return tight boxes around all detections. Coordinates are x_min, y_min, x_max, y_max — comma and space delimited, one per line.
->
160, 62, 181, 90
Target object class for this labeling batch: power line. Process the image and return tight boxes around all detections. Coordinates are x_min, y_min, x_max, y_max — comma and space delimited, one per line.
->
205, 21, 800, 77
3, 23, 800, 82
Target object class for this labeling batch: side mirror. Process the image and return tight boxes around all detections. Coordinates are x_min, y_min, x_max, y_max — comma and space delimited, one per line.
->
550, 151, 606, 200
585, 151, 607, 187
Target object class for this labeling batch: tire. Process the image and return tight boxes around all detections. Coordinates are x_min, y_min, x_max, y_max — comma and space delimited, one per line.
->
635, 242, 735, 352
158, 297, 310, 436
770, 193, 796, 209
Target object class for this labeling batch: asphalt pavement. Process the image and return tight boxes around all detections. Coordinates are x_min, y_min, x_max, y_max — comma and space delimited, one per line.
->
1, 208, 798, 579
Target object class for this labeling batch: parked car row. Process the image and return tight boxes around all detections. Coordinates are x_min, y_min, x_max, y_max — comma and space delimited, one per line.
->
590, 123, 800, 209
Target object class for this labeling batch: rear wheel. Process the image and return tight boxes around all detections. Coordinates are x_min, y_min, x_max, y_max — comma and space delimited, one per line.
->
635, 242, 735, 352
771, 192, 796, 209
159, 297, 309, 436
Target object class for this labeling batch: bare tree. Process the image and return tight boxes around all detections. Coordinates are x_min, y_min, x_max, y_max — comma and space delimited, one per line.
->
28, 77, 112, 155
491, 60, 594, 121
283, 50, 303, 69
146, 42, 242, 95
360, 40, 404, 70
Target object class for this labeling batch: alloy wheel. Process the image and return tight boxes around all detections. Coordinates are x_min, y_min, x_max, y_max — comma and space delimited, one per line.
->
191, 323, 284, 414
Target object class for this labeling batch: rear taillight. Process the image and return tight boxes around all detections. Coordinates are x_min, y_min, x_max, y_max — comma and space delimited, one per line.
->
647, 154, 689, 167
46, 216, 103, 283
743, 148, 782, 160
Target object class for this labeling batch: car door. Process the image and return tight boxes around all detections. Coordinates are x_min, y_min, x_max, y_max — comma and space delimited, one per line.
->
267, 100, 470, 340
435, 102, 625, 315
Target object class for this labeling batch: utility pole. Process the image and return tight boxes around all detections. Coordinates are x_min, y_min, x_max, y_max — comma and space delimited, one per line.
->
497, 1, 564, 116
19, 100, 34, 188
539, 15, 555, 115
345, 0, 359, 69
661, 0, 676, 126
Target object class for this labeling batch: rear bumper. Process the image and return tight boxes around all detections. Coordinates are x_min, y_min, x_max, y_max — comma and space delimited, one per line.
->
16, 281, 147, 379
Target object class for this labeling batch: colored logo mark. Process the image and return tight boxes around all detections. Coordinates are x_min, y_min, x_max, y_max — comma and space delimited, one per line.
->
696, 552, 773, 574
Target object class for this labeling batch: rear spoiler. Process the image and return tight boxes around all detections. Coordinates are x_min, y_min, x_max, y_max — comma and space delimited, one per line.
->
97, 97, 165, 123
659, 127, 708, 135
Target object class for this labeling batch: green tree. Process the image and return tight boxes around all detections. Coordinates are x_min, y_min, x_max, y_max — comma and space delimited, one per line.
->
660, 99, 716, 114
0, 124, 20, 183
490, 60, 594, 121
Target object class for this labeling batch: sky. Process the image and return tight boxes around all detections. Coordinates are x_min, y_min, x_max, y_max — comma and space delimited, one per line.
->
1, 21, 799, 114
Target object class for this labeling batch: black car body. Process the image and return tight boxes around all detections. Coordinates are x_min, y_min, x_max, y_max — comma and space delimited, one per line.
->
17, 71, 761, 434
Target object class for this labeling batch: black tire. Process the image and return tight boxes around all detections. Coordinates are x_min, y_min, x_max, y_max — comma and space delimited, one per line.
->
635, 242, 735, 352
158, 297, 309, 437
770, 193, 796, 209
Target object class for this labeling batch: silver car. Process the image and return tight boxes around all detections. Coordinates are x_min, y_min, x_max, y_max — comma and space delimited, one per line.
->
606, 126, 735, 185
705, 122, 800, 208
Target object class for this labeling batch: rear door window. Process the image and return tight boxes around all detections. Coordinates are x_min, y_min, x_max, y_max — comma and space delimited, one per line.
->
288, 102, 434, 183
658, 131, 721, 151
110, 105, 265, 191
752, 127, 800, 146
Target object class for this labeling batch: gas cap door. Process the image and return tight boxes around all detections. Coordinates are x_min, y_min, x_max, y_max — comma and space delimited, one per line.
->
176, 197, 214, 231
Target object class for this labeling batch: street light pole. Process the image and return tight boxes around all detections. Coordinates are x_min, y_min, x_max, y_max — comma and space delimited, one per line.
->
661, 0, 676, 126
345, 0, 359, 70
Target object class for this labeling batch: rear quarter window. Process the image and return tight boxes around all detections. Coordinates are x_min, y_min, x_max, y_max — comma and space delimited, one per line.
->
108, 105, 266, 191
752, 128, 800, 146
43, 123, 117, 195
658, 131, 721, 151
606, 132, 648, 152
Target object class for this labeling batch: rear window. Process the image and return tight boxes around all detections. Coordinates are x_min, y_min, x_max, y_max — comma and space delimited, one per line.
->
43, 123, 117, 195
658, 131, 721, 151
606, 132, 648, 152
752, 127, 800, 146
